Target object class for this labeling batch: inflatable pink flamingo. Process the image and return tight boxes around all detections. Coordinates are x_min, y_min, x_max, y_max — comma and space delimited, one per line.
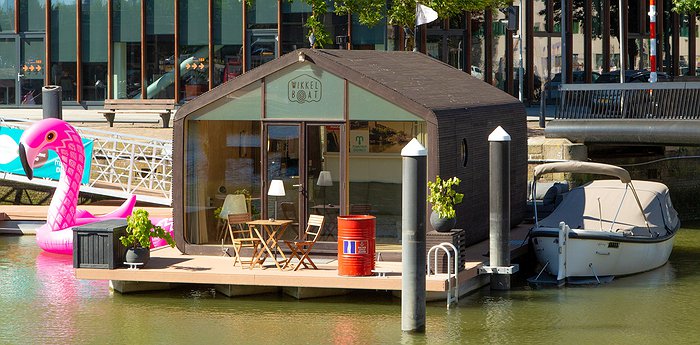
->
18, 118, 138, 255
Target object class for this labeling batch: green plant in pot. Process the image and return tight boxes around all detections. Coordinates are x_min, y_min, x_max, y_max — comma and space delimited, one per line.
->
427, 176, 464, 232
120, 209, 175, 265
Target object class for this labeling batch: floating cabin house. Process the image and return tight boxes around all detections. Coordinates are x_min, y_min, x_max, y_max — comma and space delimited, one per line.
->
172, 49, 527, 255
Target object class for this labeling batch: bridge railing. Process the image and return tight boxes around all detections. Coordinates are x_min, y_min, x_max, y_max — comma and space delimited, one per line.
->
0, 118, 172, 205
557, 82, 700, 120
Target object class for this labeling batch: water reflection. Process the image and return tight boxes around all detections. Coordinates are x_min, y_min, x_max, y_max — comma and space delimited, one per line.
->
0, 228, 699, 344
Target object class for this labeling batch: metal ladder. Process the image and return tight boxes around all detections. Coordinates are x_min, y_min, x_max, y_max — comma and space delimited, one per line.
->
427, 242, 459, 309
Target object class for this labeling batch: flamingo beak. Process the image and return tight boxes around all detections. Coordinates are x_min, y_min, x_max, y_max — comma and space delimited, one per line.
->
18, 143, 33, 180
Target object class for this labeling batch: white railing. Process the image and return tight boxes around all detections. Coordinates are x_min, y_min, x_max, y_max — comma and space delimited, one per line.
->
427, 242, 459, 309
0, 117, 172, 205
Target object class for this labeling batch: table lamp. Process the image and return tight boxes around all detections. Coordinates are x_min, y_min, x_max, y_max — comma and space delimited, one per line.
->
316, 171, 332, 206
268, 179, 285, 220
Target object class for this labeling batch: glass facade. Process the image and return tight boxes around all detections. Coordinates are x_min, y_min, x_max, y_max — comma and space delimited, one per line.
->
0, 37, 16, 105
20, 0, 44, 32
81, 0, 108, 101
247, 0, 277, 70
212, 0, 243, 88
112, 0, 141, 99
0, 0, 14, 32
51, 0, 77, 101
0, 0, 694, 107
145, 0, 174, 99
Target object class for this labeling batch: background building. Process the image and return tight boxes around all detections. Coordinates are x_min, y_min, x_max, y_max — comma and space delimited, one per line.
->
0, 0, 696, 108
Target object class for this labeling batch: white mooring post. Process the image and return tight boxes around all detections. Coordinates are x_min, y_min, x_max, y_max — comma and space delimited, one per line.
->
481, 126, 519, 290
401, 138, 427, 333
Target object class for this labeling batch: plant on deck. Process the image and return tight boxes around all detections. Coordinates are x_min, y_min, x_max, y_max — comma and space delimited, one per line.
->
120, 209, 175, 249
427, 176, 464, 219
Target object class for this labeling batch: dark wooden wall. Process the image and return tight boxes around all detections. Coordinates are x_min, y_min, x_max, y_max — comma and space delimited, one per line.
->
434, 102, 527, 246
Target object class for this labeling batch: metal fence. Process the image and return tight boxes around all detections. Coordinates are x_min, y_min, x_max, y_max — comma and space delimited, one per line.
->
557, 82, 700, 120
0, 117, 172, 205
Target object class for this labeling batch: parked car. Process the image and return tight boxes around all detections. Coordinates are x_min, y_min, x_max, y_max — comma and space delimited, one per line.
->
595, 70, 671, 83
543, 71, 600, 102
470, 65, 483, 80
591, 70, 671, 114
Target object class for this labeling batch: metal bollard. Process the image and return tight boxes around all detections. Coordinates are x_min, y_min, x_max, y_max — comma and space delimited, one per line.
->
401, 138, 427, 333
42, 85, 63, 120
488, 126, 511, 290
539, 89, 546, 128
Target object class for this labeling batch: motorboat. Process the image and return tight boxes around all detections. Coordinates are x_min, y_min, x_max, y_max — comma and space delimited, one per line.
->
529, 161, 680, 284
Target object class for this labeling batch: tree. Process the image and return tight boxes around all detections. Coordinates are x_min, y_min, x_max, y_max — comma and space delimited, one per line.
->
673, 0, 700, 14
274, 0, 509, 49
539, 0, 644, 69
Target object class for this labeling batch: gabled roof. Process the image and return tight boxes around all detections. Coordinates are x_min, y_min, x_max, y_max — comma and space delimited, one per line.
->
174, 48, 520, 124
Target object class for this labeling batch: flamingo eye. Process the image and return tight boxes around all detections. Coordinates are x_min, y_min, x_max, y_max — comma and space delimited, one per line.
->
46, 131, 56, 142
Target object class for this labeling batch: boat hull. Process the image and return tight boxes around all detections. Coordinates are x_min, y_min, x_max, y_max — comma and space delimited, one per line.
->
532, 226, 676, 278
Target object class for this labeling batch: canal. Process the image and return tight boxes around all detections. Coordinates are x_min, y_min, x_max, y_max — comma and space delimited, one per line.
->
1, 226, 699, 344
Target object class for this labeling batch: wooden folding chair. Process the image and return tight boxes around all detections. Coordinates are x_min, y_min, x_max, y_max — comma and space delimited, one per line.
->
283, 215, 325, 271
227, 213, 262, 268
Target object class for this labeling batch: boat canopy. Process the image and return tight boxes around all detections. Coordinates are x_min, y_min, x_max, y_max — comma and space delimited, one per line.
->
538, 180, 680, 235
534, 161, 631, 183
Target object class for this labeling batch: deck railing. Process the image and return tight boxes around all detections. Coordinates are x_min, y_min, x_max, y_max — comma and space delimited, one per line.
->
0, 117, 172, 205
556, 82, 700, 120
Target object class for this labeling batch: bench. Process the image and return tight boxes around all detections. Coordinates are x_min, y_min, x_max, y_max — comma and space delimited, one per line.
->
99, 99, 176, 128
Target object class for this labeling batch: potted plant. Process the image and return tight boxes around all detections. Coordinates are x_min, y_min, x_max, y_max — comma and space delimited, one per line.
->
427, 176, 464, 232
120, 209, 175, 265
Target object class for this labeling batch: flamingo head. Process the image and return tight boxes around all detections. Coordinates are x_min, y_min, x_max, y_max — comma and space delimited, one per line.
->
18, 118, 78, 180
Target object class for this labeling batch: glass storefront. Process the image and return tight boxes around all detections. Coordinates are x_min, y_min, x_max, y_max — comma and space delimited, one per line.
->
20, 0, 44, 32
247, 0, 277, 70
112, 0, 141, 99
0, 37, 16, 105
50, 0, 77, 101
0, 0, 695, 107
81, 0, 108, 102
21, 37, 44, 105
351, 14, 386, 50
212, 0, 243, 88
0, 0, 14, 33
145, 0, 174, 99
281, 1, 312, 54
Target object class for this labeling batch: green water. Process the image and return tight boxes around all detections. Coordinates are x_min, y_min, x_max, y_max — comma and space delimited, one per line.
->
1, 227, 699, 345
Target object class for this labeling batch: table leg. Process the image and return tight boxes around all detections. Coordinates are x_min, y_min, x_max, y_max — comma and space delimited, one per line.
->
250, 227, 275, 269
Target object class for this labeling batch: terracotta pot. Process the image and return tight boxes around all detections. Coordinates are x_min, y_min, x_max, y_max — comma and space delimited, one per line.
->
430, 211, 456, 232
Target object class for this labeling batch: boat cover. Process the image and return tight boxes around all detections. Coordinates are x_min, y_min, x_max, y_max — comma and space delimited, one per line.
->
538, 180, 679, 236
534, 161, 632, 183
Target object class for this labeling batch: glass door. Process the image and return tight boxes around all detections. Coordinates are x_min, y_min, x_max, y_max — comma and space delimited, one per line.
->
265, 123, 343, 242
305, 124, 340, 242
266, 124, 301, 239
19, 36, 45, 105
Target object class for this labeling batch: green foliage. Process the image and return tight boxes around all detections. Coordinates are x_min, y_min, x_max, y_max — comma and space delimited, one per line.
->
214, 206, 223, 220
119, 209, 176, 249
388, 0, 510, 31
335, 0, 384, 27
427, 176, 464, 219
290, 0, 506, 51
673, 0, 700, 14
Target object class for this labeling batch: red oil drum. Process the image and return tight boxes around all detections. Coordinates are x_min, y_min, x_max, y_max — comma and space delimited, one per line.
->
337, 215, 376, 276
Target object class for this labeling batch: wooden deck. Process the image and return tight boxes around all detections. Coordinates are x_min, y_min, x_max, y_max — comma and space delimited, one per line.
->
76, 225, 532, 297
